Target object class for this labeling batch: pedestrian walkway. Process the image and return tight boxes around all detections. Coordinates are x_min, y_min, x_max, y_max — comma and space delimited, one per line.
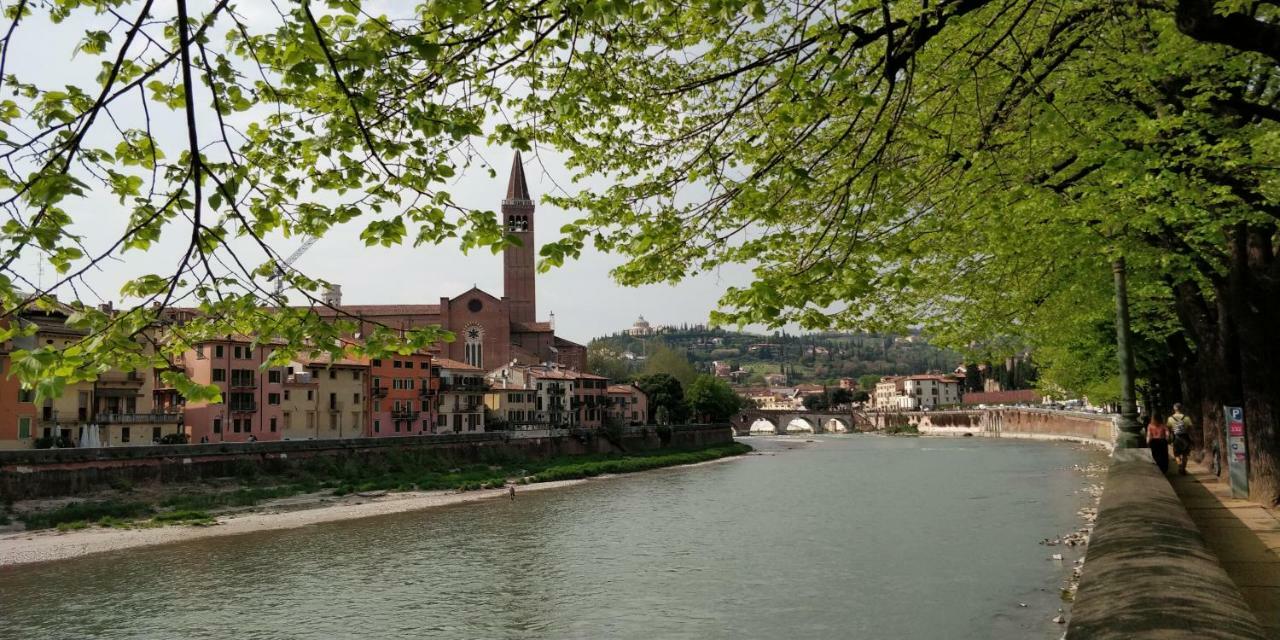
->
1170, 463, 1280, 634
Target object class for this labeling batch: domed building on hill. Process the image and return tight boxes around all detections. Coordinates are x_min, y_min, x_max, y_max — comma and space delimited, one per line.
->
629, 315, 654, 336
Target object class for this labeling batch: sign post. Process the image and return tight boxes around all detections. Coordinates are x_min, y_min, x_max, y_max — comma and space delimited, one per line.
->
1225, 406, 1249, 499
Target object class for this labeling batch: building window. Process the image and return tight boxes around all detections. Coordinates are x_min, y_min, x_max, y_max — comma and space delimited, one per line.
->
18, 417, 31, 439
352, 370, 361, 380
284, 390, 290, 401
420, 362, 429, 369
268, 393, 280, 405
371, 359, 381, 367
152, 426, 161, 442
270, 417, 277, 432
307, 390, 313, 400
212, 368, 226, 382
213, 418, 222, 434
214, 345, 224, 358
231, 369, 254, 387
464, 325, 484, 368
353, 392, 360, 405
284, 412, 292, 429
329, 368, 336, 379
196, 345, 205, 359
393, 360, 402, 369
18, 388, 34, 403
269, 370, 281, 383
121, 427, 130, 443
373, 420, 380, 433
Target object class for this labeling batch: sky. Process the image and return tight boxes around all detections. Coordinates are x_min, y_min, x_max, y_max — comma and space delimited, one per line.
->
4, 2, 766, 345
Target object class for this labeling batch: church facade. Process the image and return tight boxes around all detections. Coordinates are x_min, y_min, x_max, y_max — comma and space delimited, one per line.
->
311, 152, 587, 373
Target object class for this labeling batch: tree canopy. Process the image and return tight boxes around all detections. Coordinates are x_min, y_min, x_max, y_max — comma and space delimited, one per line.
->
2, 1, 1279, 500
685, 374, 743, 422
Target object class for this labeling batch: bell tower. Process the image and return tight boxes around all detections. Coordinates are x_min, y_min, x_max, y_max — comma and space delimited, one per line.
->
502, 151, 536, 324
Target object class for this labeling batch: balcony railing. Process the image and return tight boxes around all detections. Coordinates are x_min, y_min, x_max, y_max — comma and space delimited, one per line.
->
371, 385, 388, 398
95, 412, 183, 424
391, 409, 421, 420
229, 402, 257, 413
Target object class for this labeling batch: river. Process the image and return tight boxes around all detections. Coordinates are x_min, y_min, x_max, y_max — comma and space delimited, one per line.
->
0, 435, 1104, 639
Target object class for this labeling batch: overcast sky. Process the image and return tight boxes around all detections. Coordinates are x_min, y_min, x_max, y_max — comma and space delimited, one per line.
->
5, 2, 766, 345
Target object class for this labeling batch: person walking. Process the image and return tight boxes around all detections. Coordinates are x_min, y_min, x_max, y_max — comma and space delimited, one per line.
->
508, 484, 516, 501
1167, 403, 1193, 475
1146, 417, 1170, 474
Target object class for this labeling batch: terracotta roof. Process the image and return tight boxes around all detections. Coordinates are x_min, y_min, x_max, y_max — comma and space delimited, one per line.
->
574, 371, 608, 380
511, 321, 552, 333
553, 336, 585, 348
434, 357, 481, 371
607, 384, 640, 394
306, 304, 441, 317
487, 384, 529, 391
302, 352, 369, 367
506, 151, 531, 201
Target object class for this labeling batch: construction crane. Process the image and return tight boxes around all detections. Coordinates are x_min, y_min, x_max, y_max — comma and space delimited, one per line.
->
270, 236, 319, 297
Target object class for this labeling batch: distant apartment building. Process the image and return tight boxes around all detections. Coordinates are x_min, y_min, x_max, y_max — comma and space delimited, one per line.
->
606, 384, 648, 426
874, 375, 962, 410
485, 383, 537, 429
435, 358, 486, 433
574, 372, 609, 429
712, 361, 732, 378
298, 354, 369, 438
280, 368, 320, 440
369, 353, 435, 436
176, 336, 286, 443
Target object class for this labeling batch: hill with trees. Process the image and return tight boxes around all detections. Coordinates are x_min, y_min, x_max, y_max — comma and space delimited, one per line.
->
589, 327, 1030, 389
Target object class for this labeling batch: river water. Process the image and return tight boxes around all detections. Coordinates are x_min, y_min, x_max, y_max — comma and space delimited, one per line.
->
0, 436, 1103, 639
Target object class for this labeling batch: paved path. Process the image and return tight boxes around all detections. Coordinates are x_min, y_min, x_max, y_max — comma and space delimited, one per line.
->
1170, 462, 1280, 634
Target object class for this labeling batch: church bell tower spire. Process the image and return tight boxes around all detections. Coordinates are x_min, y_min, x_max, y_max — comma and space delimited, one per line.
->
502, 151, 536, 324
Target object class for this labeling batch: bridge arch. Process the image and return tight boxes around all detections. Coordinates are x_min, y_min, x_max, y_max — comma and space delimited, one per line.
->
785, 417, 815, 434
822, 417, 850, 433
748, 418, 780, 435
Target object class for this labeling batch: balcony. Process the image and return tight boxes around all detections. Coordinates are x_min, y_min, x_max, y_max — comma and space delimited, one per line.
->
229, 402, 257, 413
371, 385, 388, 398
391, 409, 421, 421
96, 412, 183, 424
328, 401, 344, 413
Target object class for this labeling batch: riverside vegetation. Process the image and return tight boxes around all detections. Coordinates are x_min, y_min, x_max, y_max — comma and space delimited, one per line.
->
7, 443, 752, 532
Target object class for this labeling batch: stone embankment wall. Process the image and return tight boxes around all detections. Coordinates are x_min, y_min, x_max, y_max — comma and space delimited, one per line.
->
0, 425, 732, 500
1066, 449, 1267, 639
907, 408, 1115, 448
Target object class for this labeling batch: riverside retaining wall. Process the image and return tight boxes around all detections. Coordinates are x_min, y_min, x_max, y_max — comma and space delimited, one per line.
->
0, 425, 733, 500
1066, 449, 1267, 639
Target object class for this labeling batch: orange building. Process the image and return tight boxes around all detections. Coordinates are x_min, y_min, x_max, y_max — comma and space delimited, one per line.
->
0, 330, 37, 449
368, 353, 436, 436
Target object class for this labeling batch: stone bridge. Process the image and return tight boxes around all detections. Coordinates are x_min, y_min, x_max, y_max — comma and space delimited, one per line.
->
730, 409, 875, 435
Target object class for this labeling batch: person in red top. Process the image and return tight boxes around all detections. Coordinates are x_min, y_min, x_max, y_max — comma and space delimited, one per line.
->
1145, 417, 1170, 474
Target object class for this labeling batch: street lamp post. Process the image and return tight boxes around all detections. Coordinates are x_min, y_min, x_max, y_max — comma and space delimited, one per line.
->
1112, 257, 1142, 448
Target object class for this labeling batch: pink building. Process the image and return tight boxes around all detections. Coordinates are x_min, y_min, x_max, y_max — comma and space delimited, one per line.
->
173, 336, 286, 443
606, 384, 649, 426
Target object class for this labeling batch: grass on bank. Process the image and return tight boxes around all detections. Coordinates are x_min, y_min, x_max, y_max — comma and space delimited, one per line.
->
16, 442, 752, 531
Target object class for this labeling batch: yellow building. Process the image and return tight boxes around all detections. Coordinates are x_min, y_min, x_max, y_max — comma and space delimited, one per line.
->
280, 368, 320, 440
485, 384, 537, 430
299, 354, 368, 439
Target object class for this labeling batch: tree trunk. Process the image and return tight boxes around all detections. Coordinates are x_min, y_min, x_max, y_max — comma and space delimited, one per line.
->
1227, 225, 1280, 505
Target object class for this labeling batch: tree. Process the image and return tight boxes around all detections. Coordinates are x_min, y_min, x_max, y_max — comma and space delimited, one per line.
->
587, 342, 631, 382
802, 394, 828, 411
634, 373, 688, 425
685, 374, 744, 423
858, 375, 882, 392
642, 344, 698, 387
830, 388, 854, 406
